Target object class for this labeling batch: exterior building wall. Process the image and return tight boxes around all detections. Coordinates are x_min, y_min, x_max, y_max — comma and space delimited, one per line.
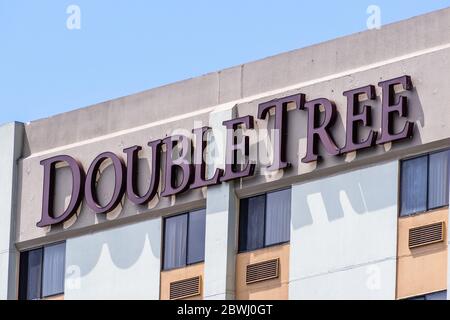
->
64, 217, 161, 300
289, 162, 398, 300
4, 8, 450, 300
16, 8, 450, 246
0, 122, 23, 300
16, 115, 209, 245
238, 44, 450, 196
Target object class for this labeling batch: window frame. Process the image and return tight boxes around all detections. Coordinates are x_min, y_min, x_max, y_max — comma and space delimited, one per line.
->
18, 241, 66, 300
399, 148, 450, 217
161, 209, 206, 271
238, 187, 292, 254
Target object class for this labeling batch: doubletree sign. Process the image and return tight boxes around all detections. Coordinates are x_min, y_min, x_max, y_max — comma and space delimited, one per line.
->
38, 75, 415, 228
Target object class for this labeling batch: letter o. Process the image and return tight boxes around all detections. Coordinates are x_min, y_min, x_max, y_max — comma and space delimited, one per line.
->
85, 152, 125, 214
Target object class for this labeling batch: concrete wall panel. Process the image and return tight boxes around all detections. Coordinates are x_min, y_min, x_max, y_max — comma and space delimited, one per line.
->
289, 161, 398, 300
64, 217, 161, 300
289, 260, 396, 300
0, 122, 23, 300
203, 107, 238, 300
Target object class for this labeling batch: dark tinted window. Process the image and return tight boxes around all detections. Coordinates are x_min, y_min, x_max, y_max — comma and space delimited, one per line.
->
265, 189, 292, 246
239, 189, 291, 252
19, 248, 43, 300
19, 243, 66, 300
400, 156, 427, 216
428, 151, 449, 209
408, 290, 447, 300
400, 151, 450, 217
42, 243, 66, 297
187, 209, 206, 265
239, 195, 265, 252
163, 214, 188, 270
163, 209, 206, 270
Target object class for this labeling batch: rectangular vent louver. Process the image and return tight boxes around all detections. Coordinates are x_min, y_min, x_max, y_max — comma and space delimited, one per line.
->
246, 258, 279, 285
169, 276, 201, 300
409, 222, 445, 249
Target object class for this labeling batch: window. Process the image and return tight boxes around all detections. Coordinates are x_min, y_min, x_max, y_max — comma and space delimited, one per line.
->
239, 188, 291, 253
163, 209, 206, 270
400, 150, 450, 217
19, 242, 66, 300
408, 290, 447, 300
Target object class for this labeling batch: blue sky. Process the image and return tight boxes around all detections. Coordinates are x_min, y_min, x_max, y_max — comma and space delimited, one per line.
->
1, 1, 449, 124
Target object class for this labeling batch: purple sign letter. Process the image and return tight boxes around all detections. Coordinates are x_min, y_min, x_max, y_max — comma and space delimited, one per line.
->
258, 94, 305, 171
377, 75, 414, 144
341, 85, 378, 153
161, 135, 194, 197
37, 155, 84, 227
300, 98, 340, 163
190, 127, 223, 189
220, 116, 256, 182
123, 140, 162, 205
85, 152, 125, 214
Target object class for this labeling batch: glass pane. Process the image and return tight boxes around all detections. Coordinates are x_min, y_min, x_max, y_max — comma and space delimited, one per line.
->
19, 248, 43, 300
42, 242, 66, 297
428, 151, 449, 209
400, 156, 428, 216
265, 189, 292, 246
163, 214, 188, 270
425, 290, 447, 300
187, 209, 206, 265
239, 195, 265, 252
407, 295, 426, 300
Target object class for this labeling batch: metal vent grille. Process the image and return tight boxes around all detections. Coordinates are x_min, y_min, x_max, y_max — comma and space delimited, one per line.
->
409, 222, 445, 249
169, 276, 201, 300
246, 258, 279, 285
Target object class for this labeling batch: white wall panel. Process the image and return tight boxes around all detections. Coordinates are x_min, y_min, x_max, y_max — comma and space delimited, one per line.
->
289, 260, 396, 300
289, 161, 398, 300
64, 217, 161, 300
0, 122, 23, 300
203, 107, 238, 300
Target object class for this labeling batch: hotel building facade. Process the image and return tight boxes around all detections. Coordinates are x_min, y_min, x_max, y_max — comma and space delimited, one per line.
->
1, 8, 450, 300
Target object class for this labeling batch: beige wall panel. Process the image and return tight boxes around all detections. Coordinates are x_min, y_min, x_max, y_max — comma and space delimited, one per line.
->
43, 294, 64, 300
160, 263, 204, 300
236, 244, 289, 300
397, 208, 448, 299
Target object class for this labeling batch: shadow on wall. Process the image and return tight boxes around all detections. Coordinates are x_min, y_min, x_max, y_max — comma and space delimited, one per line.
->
16, 80, 425, 279
25, 142, 208, 279
47, 157, 165, 278
410, 86, 425, 131
46, 150, 205, 229
292, 162, 398, 230
311, 84, 425, 168
290, 81, 425, 230
65, 219, 161, 278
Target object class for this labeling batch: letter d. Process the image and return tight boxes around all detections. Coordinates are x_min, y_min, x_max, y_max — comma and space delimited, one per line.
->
37, 155, 84, 227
